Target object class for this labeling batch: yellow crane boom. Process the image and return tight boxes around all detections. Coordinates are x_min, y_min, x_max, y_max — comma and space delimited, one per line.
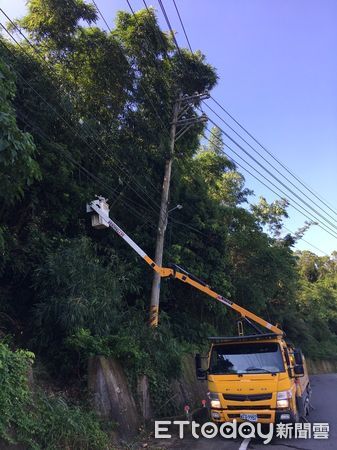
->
87, 198, 284, 336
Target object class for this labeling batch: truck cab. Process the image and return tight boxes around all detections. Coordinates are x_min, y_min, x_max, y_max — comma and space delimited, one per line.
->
196, 333, 311, 424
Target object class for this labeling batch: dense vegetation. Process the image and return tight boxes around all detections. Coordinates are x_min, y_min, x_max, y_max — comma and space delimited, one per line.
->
1, 0, 337, 447
0, 342, 111, 449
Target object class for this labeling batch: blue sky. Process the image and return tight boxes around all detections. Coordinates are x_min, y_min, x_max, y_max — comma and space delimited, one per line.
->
2, 0, 337, 255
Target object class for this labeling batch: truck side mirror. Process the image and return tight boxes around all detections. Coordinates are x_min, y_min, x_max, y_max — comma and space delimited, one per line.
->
294, 364, 305, 377
195, 353, 207, 380
293, 348, 304, 365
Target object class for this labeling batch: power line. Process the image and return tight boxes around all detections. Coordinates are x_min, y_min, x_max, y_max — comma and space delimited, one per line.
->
2, 6, 210, 241
1, 9, 164, 212
169, 217, 209, 237
1, 5, 171, 215
91, 0, 110, 30
281, 226, 329, 257
162, 0, 337, 238
209, 95, 337, 219
5, 1, 330, 250
202, 128, 332, 253
203, 126, 337, 241
166, 0, 337, 220
203, 101, 337, 226
171, 0, 192, 52
156, 0, 337, 234
124, 0, 337, 252
157, 0, 183, 59
203, 112, 337, 236
166, 0, 337, 219
127, 0, 337, 243
89, 0, 171, 137
0, 16, 163, 216
15, 108, 158, 230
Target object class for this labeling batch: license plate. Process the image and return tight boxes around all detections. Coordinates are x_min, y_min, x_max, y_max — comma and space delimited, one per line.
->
240, 413, 257, 422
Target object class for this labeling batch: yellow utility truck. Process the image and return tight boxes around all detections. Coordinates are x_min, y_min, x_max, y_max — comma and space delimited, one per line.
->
87, 197, 311, 425
196, 333, 311, 424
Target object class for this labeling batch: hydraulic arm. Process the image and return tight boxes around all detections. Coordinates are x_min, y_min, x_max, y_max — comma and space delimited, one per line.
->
87, 198, 284, 336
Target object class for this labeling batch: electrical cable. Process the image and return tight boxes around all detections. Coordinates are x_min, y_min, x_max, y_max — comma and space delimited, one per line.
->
1, 16, 209, 239
203, 101, 337, 226
126, 0, 337, 245
155, 0, 337, 235
15, 108, 158, 231
157, 0, 183, 59
171, 0, 192, 52
165, 0, 337, 219
6, 3, 331, 250
203, 113, 337, 236
88, 0, 171, 137
0, 19, 163, 215
209, 95, 337, 219
202, 126, 337, 241
0, 7, 167, 215
91, 0, 110, 30
161, 0, 337, 239
281, 226, 329, 256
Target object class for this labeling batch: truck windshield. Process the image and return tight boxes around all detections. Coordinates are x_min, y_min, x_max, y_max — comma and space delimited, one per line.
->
209, 342, 285, 375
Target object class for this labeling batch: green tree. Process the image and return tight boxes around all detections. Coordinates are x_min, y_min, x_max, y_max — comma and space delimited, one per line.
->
34, 237, 123, 339
14, 0, 97, 48
0, 58, 40, 205
251, 196, 289, 237
297, 250, 320, 282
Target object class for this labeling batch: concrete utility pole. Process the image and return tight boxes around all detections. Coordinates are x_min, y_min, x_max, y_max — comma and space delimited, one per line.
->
149, 91, 209, 328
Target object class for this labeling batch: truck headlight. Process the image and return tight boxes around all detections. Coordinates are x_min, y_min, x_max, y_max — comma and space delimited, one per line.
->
277, 390, 292, 408
277, 399, 289, 408
209, 392, 221, 409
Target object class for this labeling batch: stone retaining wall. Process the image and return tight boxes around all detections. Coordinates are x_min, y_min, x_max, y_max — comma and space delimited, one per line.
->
306, 358, 337, 375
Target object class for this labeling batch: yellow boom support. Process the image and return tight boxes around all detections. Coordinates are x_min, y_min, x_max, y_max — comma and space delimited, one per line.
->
87, 199, 284, 336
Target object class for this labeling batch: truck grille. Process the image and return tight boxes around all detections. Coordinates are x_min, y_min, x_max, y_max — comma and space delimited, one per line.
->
228, 413, 271, 419
223, 393, 272, 402
227, 405, 270, 410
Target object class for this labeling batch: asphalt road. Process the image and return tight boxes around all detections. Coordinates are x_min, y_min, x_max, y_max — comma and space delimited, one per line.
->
251, 373, 337, 450
151, 373, 337, 450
